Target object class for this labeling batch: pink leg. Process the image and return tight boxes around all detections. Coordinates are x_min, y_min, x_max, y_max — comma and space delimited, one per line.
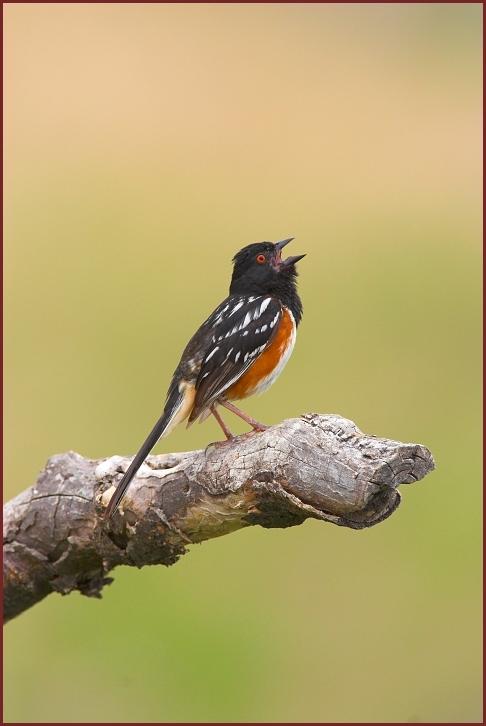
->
211, 405, 234, 440
219, 400, 268, 432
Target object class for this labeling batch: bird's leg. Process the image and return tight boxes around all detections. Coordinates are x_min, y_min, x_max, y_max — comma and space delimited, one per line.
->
219, 399, 268, 432
210, 404, 234, 440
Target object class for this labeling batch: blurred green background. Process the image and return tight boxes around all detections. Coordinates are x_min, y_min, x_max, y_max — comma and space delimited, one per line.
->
3, 3, 482, 723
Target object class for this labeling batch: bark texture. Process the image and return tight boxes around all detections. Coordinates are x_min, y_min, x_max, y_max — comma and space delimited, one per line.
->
3, 414, 434, 623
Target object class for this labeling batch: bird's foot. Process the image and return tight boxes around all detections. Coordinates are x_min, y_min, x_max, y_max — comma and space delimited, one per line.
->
250, 422, 268, 433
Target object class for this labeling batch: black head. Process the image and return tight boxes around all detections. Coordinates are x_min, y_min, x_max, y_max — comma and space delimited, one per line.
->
230, 238, 305, 294
229, 238, 305, 323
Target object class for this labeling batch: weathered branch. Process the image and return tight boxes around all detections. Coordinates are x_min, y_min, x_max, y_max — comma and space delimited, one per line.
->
3, 414, 434, 623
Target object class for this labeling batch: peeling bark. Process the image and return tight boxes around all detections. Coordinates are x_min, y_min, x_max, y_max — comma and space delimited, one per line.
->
3, 414, 435, 623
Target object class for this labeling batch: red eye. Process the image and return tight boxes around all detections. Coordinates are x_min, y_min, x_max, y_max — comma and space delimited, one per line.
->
256, 254, 266, 264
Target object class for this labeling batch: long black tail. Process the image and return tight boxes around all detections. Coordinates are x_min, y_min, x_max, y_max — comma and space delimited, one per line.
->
103, 387, 183, 521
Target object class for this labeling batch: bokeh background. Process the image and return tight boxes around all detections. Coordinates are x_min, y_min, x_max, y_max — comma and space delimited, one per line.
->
4, 3, 482, 723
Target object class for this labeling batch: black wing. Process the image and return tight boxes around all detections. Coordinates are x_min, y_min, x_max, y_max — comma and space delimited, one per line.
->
188, 295, 282, 422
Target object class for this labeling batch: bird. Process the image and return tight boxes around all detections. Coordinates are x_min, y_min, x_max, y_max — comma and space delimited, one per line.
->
104, 237, 305, 521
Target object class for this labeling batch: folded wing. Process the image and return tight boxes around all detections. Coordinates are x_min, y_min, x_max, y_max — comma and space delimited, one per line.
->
188, 295, 281, 422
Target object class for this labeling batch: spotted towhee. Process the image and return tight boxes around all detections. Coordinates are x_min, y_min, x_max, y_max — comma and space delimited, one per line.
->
105, 237, 305, 520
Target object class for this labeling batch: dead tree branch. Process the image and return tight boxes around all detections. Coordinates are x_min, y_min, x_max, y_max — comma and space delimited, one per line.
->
3, 414, 434, 623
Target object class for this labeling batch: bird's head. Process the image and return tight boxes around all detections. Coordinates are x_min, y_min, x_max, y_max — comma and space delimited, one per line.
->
229, 238, 305, 296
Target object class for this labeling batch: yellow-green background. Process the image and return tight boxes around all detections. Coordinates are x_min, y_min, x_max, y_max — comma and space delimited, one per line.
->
4, 3, 482, 723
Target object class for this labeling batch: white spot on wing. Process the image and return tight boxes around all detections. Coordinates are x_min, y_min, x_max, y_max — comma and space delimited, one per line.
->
253, 298, 271, 320
235, 351, 240, 362
228, 301, 244, 317
205, 346, 219, 362
211, 303, 230, 326
270, 312, 279, 328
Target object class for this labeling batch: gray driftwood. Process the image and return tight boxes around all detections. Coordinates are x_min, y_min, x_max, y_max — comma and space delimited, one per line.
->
3, 414, 434, 623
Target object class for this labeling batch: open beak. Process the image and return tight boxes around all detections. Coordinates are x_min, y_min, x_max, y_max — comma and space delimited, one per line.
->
273, 237, 306, 269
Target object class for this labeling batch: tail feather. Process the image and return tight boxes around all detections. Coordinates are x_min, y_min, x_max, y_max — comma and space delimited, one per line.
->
103, 386, 184, 521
